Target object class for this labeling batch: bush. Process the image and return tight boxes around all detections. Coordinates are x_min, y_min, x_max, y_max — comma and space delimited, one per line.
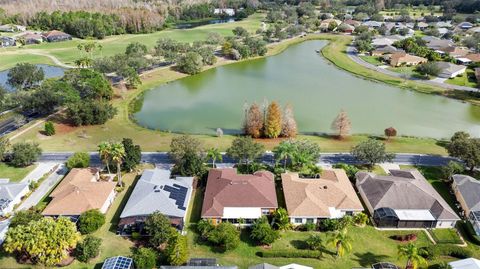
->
353, 212, 369, 226
132, 247, 157, 269
66, 152, 91, 169
75, 236, 102, 262
78, 209, 105, 234
131, 232, 141, 240
391, 233, 417, 242
299, 222, 317, 231
258, 249, 322, 259
10, 142, 42, 167
305, 234, 323, 251
250, 216, 280, 245
44, 121, 55, 136
319, 219, 340, 232
332, 163, 359, 182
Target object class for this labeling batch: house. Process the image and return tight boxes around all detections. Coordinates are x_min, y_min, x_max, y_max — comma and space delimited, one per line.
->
0, 24, 25, 32
371, 37, 398, 47
417, 22, 429, 30
282, 169, 363, 225
452, 175, 480, 235
439, 46, 470, 58
362, 21, 382, 29
339, 23, 355, 34
0, 182, 29, 216
356, 169, 460, 228
214, 8, 235, 17
388, 52, 427, 67
458, 22, 474, 30
20, 33, 43, 45
371, 45, 403, 56
457, 58, 472, 65
344, 19, 361, 27
201, 168, 277, 225
449, 258, 480, 269
0, 220, 10, 245
438, 27, 449, 36
0, 36, 16, 47
435, 21, 452, 28
102, 256, 133, 269
320, 19, 342, 31
42, 168, 116, 219
119, 169, 193, 234
42, 30, 72, 42
466, 54, 480, 63
435, 62, 466, 78
425, 39, 454, 50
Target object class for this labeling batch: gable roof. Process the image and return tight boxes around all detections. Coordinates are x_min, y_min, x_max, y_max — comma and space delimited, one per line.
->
0, 183, 28, 211
43, 30, 71, 38
426, 39, 454, 50
120, 169, 193, 219
435, 61, 466, 76
390, 52, 427, 66
449, 258, 480, 269
356, 169, 459, 221
42, 168, 116, 216
452, 175, 480, 212
201, 168, 278, 218
440, 46, 470, 57
466, 54, 480, 62
282, 169, 363, 218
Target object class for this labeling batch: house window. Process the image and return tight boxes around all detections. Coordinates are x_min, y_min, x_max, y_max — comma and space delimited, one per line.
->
295, 218, 303, 224
306, 218, 314, 223
345, 211, 354, 216
261, 209, 270, 215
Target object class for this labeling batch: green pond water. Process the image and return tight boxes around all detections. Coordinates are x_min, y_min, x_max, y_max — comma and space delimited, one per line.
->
134, 40, 480, 139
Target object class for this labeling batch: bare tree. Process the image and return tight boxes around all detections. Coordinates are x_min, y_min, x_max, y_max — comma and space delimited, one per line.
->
331, 109, 351, 139
281, 104, 297, 138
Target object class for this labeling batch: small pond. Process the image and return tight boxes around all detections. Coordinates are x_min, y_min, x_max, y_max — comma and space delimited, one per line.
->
0, 64, 65, 91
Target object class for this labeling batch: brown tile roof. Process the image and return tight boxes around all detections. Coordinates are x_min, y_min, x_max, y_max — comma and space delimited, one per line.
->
42, 168, 116, 216
201, 168, 278, 218
43, 30, 69, 38
282, 169, 363, 218
390, 52, 427, 67
440, 46, 470, 57
466, 54, 480, 62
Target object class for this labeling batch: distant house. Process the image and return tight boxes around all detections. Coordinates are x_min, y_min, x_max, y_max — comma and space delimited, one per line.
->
0, 36, 16, 47
449, 258, 480, 269
362, 21, 382, 29
119, 169, 193, 234
42, 168, 116, 219
0, 182, 29, 216
458, 22, 474, 30
102, 256, 133, 269
371, 37, 398, 47
282, 169, 363, 225
435, 21, 453, 28
417, 22, 429, 30
425, 39, 454, 50
201, 168, 277, 225
452, 175, 480, 235
466, 54, 480, 63
0, 24, 25, 32
371, 45, 403, 56
388, 52, 427, 67
214, 8, 235, 17
343, 19, 361, 27
20, 33, 43, 45
435, 62, 466, 78
439, 46, 470, 58
356, 169, 460, 228
42, 30, 72, 42
320, 19, 342, 31
438, 27, 449, 36
339, 23, 355, 34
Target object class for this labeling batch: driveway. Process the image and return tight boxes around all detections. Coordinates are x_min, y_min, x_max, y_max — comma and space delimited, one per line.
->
17, 164, 67, 211
21, 162, 59, 184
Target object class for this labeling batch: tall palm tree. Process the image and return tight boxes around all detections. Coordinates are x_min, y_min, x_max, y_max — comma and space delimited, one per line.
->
110, 142, 126, 186
327, 229, 352, 258
397, 243, 428, 269
206, 148, 222, 168
273, 141, 296, 170
98, 142, 112, 174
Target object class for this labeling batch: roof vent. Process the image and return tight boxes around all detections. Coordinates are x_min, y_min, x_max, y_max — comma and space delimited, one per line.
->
323, 186, 328, 189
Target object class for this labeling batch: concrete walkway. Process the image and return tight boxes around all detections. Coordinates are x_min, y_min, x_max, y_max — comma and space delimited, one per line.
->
379, 163, 401, 174
17, 164, 67, 211
20, 162, 59, 184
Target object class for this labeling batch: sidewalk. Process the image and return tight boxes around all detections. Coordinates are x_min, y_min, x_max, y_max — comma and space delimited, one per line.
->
21, 162, 59, 184
17, 164, 67, 211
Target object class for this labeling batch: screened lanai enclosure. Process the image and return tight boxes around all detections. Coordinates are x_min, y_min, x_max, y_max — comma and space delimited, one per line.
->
373, 207, 437, 228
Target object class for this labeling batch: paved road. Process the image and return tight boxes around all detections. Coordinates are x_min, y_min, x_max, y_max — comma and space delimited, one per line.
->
17, 164, 67, 211
346, 45, 479, 93
39, 152, 458, 167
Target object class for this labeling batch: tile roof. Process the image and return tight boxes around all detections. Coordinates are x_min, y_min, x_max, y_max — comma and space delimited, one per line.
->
43, 30, 70, 38
282, 169, 363, 218
356, 169, 459, 221
389, 52, 427, 66
201, 168, 278, 218
42, 168, 116, 216
452, 175, 480, 212
466, 54, 480, 62
120, 169, 193, 219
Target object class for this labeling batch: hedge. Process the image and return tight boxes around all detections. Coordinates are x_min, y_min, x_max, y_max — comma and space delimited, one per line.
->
257, 250, 321, 259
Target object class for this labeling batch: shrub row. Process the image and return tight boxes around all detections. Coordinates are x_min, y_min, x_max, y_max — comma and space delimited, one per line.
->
257, 250, 321, 259
422, 245, 472, 260
391, 234, 417, 242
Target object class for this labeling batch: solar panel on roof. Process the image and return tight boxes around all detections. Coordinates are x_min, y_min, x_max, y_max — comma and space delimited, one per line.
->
102, 256, 133, 269
163, 184, 188, 210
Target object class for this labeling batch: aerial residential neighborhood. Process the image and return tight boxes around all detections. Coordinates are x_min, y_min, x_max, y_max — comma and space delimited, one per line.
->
3, 0, 480, 268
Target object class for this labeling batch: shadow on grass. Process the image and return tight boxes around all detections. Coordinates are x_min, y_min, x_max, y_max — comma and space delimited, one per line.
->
353, 252, 389, 267
290, 239, 308, 249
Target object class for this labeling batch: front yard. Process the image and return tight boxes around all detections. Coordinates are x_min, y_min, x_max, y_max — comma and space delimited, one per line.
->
359, 55, 384, 66
445, 68, 478, 88
0, 163, 37, 182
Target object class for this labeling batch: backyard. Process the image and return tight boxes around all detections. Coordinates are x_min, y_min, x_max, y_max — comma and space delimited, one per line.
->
445, 68, 478, 88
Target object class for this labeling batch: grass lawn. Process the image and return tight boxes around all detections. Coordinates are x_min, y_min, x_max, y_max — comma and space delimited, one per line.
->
0, 163, 37, 182
428, 228, 463, 244
445, 69, 478, 88
387, 66, 422, 78
359, 55, 384, 66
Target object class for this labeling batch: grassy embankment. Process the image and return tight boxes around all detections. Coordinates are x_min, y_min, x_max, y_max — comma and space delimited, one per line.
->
7, 31, 447, 154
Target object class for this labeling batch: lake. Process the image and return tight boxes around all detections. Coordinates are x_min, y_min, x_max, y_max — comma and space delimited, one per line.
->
0, 64, 65, 91
134, 40, 480, 138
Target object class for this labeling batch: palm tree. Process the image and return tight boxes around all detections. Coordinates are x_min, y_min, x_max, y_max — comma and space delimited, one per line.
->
272, 208, 291, 231
206, 148, 222, 168
98, 142, 112, 174
397, 243, 428, 269
110, 142, 126, 186
327, 229, 352, 258
273, 141, 296, 170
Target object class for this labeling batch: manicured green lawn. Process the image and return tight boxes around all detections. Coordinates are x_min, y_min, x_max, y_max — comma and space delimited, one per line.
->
0, 53, 56, 71
445, 69, 478, 88
0, 163, 37, 182
360, 55, 384, 66
428, 228, 463, 244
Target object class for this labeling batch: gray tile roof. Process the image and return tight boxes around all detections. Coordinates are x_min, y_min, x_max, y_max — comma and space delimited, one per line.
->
356, 169, 459, 221
0, 183, 28, 201
452, 174, 480, 212
120, 169, 193, 219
